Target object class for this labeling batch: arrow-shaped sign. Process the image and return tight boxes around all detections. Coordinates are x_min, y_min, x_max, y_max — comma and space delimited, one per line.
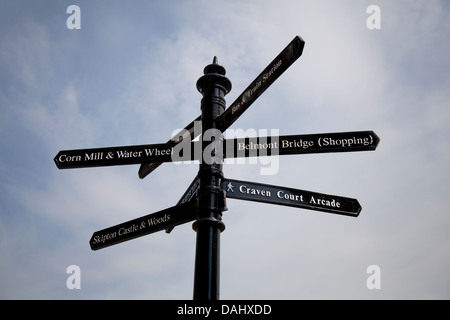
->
217, 36, 305, 131
165, 175, 200, 234
137, 36, 305, 179
223, 179, 361, 217
137, 116, 201, 178
89, 200, 197, 250
54, 142, 177, 169
223, 131, 380, 159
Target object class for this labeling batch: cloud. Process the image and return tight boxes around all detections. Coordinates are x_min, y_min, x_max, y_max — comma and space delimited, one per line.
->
1, 0, 450, 300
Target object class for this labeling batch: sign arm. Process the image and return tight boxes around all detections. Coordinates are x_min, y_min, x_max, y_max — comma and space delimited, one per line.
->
218, 36, 305, 131
137, 36, 305, 179
138, 115, 202, 178
223, 178, 361, 217
165, 175, 200, 233
89, 200, 197, 250
222, 131, 380, 159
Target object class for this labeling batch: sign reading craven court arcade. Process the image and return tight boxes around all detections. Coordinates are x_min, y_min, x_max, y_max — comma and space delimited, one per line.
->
223, 179, 361, 217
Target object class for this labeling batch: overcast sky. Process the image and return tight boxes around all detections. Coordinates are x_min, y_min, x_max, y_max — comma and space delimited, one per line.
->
1, 0, 449, 299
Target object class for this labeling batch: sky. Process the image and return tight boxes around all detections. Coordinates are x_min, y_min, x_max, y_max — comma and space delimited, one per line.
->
1, 0, 449, 300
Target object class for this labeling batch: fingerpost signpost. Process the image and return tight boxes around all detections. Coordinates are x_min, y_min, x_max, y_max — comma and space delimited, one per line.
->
54, 36, 379, 300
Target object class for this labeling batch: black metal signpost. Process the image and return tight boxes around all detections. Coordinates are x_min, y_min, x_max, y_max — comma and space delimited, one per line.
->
90, 200, 197, 251
223, 179, 361, 217
54, 36, 380, 300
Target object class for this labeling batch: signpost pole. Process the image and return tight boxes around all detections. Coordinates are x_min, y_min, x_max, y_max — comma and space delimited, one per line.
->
192, 57, 231, 300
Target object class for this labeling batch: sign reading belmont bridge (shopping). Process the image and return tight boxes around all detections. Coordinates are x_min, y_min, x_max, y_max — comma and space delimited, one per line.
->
54, 35, 379, 300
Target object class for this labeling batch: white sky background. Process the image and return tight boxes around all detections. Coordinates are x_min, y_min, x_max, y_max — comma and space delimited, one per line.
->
0, 0, 449, 299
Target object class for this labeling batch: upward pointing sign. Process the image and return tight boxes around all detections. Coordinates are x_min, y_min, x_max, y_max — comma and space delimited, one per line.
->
137, 36, 305, 179
217, 36, 305, 131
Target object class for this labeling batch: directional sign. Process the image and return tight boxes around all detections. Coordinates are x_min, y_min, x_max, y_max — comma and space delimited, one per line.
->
217, 36, 305, 131
137, 36, 305, 179
222, 131, 380, 159
177, 176, 200, 205
166, 175, 200, 234
54, 141, 178, 169
223, 179, 361, 217
138, 116, 201, 178
89, 200, 197, 250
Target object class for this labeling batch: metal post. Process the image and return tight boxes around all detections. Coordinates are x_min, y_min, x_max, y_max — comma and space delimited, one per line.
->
192, 57, 231, 300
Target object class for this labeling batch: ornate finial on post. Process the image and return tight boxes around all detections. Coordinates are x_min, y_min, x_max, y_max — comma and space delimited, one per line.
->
197, 57, 232, 95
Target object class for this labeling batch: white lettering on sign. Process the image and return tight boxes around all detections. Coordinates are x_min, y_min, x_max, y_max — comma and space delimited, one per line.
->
116, 150, 143, 158
276, 190, 304, 202
58, 154, 82, 162
225, 128, 280, 176
231, 59, 283, 115
147, 214, 171, 227
318, 136, 372, 148
281, 139, 313, 149
91, 214, 171, 247
237, 141, 278, 151
118, 224, 139, 236
85, 152, 103, 161
309, 196, 341, 208
144, 147, 173, 157
239, 184, 272, 198
92, 231, 117, 244
262, 59, 282, 82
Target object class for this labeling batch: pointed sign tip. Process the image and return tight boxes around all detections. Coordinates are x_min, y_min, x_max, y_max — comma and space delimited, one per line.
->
371, 131, 381, 149
53, 153, 62, 169
293, 35, 306, 57
349, 198, 362, 217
